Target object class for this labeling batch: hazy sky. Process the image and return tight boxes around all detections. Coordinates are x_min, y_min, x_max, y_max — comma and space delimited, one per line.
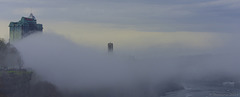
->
0, 0, 239, 50
9, 0, 240, 93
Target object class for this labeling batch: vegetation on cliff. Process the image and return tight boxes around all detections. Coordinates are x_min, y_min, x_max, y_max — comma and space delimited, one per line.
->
0, 39, 62, 97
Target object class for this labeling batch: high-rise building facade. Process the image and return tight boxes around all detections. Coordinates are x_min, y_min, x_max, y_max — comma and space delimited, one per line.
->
9, 13, 43, 43
108, 42, 113, 53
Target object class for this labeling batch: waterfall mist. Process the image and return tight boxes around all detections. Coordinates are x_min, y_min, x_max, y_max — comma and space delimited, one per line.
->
13, 32, 240, 96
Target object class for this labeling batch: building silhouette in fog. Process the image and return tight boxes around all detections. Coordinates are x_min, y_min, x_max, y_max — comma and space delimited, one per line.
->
108, 42, 113, 53
9, 13, 43, 43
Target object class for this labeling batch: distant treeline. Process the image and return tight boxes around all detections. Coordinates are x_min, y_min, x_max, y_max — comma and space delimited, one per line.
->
0, 39, 23, 69
0, 39, 63, 97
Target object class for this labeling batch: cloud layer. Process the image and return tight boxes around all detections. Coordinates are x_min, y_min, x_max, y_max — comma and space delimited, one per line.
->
1, 0, 240, 33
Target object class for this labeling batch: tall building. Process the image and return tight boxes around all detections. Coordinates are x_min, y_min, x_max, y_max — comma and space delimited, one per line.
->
9, 13, 43, 43
108, 42, 113, 53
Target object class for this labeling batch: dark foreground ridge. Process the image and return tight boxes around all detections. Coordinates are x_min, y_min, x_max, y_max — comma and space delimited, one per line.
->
0, 69, 62, 97
0, 69, 32, 97
0, 39, 62, 97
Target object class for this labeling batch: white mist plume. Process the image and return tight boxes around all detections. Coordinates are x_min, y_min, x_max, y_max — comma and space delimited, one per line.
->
13, 33, 176, 90
13, 32, 240, 92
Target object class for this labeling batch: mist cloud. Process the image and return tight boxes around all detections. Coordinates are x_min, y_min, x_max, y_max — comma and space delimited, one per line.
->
13, 33, 186, 91
13, 32, 240, 93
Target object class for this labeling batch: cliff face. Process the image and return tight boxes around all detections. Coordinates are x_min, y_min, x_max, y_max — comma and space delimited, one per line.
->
0, 40, 23, 69
0, 39, 31, 97
0, 70, 62, 97
0, 40, 62, 97
0, 70, 32, 97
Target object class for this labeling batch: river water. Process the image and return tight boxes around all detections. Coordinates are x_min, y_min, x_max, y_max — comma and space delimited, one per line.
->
163, 83, 240, 97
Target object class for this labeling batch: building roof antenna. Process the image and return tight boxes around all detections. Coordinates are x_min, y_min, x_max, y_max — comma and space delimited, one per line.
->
29, 8, 36, 20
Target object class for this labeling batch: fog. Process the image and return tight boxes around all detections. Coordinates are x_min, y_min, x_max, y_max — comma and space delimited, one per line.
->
13, 32, 240, 96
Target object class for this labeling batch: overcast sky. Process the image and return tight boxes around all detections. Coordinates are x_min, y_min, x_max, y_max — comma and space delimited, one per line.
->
0, 0, 239, 51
